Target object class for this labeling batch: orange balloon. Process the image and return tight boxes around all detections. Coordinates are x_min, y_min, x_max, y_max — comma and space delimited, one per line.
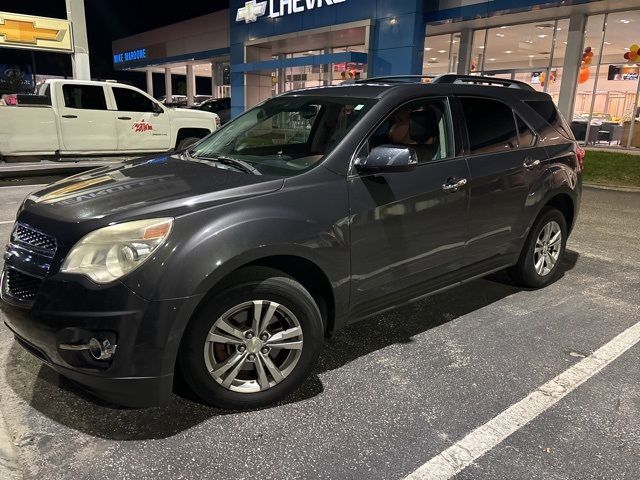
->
578, 67, 590, 84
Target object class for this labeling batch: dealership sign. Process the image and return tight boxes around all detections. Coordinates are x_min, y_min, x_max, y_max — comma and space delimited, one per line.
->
236, 0, 346, 24
114, 48, 147, 64
0, 11, 73, 53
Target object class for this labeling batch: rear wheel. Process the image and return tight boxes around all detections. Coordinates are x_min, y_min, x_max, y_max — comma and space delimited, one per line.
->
509, 207, 567, 288
179, 267, 324, 409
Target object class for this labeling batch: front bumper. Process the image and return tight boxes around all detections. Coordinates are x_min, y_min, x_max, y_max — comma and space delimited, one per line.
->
1, 246, 203, 408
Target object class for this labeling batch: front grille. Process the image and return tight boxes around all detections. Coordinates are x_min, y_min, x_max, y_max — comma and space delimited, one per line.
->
12, 223, 57, 253
3, 268, 42, 302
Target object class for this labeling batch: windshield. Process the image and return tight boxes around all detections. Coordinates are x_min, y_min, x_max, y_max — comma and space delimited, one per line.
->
188, 96, 376, 176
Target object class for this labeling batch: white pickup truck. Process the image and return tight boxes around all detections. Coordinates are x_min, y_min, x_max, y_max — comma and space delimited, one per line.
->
0, 79, 220, 160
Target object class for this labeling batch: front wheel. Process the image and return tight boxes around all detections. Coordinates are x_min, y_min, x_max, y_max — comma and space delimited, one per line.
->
176, 136, 201, 151
509, 207, 567, 288
178, 267, 324, 409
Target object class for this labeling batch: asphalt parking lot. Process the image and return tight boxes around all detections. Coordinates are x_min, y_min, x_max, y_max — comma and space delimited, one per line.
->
0, 183, 638, 480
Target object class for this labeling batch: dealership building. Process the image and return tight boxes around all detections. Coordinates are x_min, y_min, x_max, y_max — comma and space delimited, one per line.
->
113, 0, 640, 147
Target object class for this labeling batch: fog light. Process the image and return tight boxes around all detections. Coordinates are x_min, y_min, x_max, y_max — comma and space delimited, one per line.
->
89, 338, 117, 360
59, 338, 117, 360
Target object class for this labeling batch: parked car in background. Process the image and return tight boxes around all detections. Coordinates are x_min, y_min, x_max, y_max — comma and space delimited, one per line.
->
193, 95, 213, 106
0, 80, 220, 160
158, 94, 187, 108
1, 75, 582, 409
193, 97, 231, 124
158, 95, 212, 108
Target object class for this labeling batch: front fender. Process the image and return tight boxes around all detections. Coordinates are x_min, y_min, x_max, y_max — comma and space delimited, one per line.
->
122, 172, 350, 309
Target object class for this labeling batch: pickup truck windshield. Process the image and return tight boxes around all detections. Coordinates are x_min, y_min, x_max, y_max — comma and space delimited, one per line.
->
188, 96, 375, 176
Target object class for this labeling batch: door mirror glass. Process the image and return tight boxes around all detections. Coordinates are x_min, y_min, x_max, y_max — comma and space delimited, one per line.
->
355, 145, 418, 173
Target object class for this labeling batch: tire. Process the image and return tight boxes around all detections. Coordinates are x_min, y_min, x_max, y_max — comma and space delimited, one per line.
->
178, 267, 324, 409
176, 136, 201, 151
509, 207, 568, 288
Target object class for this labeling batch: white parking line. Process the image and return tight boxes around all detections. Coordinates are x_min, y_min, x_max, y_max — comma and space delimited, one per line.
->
404, 319, 640, 480
0, 221, 14, 225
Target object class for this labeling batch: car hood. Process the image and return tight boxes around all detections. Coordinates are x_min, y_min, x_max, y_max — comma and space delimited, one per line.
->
19, 154, 284, 227
168, 107, 218, 121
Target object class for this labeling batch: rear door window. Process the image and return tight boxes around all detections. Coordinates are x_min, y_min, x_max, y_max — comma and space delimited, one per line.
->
460, 97, 519, 154
62, 85, 107, 110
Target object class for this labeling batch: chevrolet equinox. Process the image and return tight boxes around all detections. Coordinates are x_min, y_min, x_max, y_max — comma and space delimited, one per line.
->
1, 75, 583, 408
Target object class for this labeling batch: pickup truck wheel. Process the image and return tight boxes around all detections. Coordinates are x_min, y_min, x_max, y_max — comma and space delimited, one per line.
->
509, 207, 567, 288
176, 136, 201, 151
178, 267, 324, 409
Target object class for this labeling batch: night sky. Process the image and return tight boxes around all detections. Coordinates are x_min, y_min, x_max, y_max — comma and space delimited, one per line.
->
1, 0, 229, 90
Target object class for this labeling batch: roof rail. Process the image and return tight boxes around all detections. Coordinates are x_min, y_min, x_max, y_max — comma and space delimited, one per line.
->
354, 75, 436, 84
355, 74, 536, 91
431, 74, 536, 91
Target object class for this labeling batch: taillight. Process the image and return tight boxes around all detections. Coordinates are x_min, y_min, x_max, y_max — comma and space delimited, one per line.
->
576, 146, 586, 172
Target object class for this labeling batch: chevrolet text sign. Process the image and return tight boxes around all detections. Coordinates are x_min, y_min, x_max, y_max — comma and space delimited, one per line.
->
0, 11, 73, 53
237, 0, 346, 24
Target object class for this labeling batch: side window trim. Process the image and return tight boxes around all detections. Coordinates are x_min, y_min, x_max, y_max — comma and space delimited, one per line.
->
513, 111, 539, 148
348, 96, 458, 176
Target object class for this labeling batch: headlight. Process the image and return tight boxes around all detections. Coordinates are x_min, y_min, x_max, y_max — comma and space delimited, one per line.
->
60, 218, 173, 284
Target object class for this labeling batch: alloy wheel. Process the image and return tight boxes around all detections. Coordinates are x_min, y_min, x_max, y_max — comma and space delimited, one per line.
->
204, 300, 304, 393
533, 220, 562, 276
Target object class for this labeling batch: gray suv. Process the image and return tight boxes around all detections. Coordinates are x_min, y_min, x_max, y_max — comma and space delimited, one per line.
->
1, 75, 582, 409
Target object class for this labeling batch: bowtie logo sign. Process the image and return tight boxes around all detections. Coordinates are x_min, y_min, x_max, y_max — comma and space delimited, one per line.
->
236, 0, 268, 24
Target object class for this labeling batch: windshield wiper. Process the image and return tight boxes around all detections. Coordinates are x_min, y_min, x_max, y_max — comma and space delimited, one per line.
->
185, 151, 261, 175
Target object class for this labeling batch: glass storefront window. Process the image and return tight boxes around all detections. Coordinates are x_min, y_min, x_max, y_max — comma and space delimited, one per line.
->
572, 14, 605, 124
471, 29, 486, 73
424, 33, 460, 75
483, 23, 554, 74
576, 11, 640, 147
422, 9, 640, 149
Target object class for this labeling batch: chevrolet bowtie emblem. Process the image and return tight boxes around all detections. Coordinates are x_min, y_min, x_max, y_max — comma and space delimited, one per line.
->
0, 18, 63, 45
236, 0, 267, 24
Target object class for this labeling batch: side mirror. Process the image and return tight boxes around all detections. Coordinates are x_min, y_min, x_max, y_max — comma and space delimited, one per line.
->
355, 145, 418, 173
153, 102, 164, 114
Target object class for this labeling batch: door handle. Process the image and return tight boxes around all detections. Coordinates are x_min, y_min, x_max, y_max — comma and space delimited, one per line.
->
442, 178, 467, 193
523, 158, 541, 170
61, 114, 77, 119
117, 116, 132, 120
